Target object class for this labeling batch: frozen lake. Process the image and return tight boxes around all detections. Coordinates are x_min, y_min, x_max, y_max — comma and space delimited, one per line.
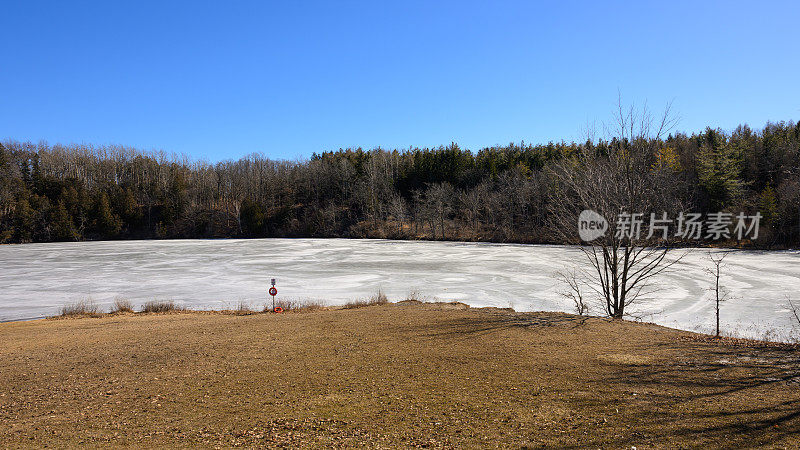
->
1, 238, 799, 340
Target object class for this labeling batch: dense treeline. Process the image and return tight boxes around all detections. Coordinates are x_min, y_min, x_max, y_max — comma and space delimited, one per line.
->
1, 120, 799, 247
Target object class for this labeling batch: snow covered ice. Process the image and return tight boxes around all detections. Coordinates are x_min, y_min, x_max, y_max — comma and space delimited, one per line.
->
1, 238, 799, 340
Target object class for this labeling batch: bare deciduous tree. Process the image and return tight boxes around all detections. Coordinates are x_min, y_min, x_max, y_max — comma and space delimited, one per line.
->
786, 295, 800, 331
548, 100, 684, 318
556, 266, 589, 315
705, 251, 731, 337
388, 194, 408, 236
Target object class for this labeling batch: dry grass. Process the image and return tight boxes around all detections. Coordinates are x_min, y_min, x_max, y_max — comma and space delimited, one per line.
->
233, 300, 255, 315
406, 289, 422, 301
342, 289, 389, 309
111, 298, 135, 313
140, 300, 183, 313
266, 298, 326, 312
7, 304, 800, 447
58, 299, 100, 317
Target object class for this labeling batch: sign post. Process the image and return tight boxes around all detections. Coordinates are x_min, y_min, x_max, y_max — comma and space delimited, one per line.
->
269, 279, 277, 312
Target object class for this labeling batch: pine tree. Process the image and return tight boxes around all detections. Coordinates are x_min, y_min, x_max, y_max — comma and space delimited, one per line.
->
13, 197, 35, 242
52, 199, 78, 241
697, 128, 744, 210
118, 187, 142, 233
240, 198, 265, 236
759, 185, 779, 224
94, 192, 122, 237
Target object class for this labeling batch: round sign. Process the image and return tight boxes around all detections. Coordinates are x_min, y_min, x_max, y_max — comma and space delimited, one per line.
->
269, 287, 277, 296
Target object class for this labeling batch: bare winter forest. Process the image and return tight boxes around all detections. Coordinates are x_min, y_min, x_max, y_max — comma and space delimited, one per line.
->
1, 120, 799, 247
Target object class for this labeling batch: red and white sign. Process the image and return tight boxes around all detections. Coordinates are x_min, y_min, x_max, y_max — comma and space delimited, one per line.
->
269, 286, 277, 296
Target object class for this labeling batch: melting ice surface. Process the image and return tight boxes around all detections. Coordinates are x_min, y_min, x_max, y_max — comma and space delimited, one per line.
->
1, 238, 799, 340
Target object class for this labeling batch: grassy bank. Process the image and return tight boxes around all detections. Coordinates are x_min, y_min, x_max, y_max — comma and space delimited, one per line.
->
1, 302, 799, 448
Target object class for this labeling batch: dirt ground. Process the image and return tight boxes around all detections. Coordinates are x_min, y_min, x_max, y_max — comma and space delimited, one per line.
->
1, 302, 799, 448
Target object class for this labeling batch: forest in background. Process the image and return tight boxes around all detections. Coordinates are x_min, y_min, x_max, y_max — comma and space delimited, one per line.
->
1, 119, 799, 247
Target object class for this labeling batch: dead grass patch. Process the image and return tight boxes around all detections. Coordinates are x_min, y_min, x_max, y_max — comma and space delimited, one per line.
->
111, 298, 135, 313
597, 353, 653, 366
58, 299, 101, 317
232, 301, 255, 315
266, 298, 326, 312
343, 289, 389, 309
140, 300, 183, 313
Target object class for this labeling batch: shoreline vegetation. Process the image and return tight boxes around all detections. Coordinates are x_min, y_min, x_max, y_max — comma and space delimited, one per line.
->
45, 296, 799, 349
2, 118, 799, 248
5, 233, 798, 250
53, 294, 388, 318
3, 302, 800, 447
50, 292, 391, 320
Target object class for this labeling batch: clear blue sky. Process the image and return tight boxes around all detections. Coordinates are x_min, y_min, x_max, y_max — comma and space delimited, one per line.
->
2, 1, 798, 161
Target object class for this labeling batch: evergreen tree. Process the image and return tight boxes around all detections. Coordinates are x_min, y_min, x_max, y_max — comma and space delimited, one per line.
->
52, 199, 78, 241
117, 187, 142, 233
93, 192, 122, 237
13, 197, 35, 242
697, 128, 744, 210
240, 198, 266, 236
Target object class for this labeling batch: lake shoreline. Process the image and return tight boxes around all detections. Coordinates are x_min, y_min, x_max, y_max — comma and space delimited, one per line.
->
2, 238, 799, 339
3, 234, 799, 251
4, 300, 797, 348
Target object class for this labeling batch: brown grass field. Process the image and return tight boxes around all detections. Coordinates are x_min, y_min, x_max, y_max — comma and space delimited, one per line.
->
1, 302, 800, 448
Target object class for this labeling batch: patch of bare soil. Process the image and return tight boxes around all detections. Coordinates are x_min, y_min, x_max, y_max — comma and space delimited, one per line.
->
1, 303, 799, 448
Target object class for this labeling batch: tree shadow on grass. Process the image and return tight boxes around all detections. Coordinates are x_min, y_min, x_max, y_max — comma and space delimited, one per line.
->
396, 311, 800, 447
572, 342, 800, 447
402, 310, 593, 341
